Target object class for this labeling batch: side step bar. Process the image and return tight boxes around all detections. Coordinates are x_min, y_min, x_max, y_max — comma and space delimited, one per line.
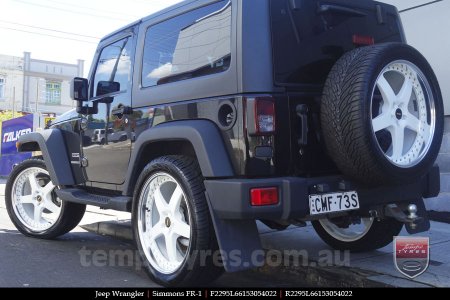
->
56, 188, 132, 212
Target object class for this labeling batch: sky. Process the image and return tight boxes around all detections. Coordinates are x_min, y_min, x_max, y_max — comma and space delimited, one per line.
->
0, 0, 183, 76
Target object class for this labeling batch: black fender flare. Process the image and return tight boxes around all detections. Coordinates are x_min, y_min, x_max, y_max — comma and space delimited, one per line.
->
17, 129, 76, 186
123, 120, 234, 195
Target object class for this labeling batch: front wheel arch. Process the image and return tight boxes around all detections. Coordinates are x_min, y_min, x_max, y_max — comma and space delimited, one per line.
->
17, 130, 77, 186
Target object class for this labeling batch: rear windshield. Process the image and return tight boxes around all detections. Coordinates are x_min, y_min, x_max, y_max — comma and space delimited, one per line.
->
270, 0, 403, 86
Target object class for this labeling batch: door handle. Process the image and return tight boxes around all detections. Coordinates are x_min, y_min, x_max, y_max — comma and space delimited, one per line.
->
296, 104, 308, 146
112, 105, 133, 117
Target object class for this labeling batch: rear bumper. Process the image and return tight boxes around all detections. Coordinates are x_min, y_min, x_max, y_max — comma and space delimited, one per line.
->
204, 165, 440, 220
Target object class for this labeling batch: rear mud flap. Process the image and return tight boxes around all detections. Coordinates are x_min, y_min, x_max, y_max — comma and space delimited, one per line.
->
206, 193, 264, 272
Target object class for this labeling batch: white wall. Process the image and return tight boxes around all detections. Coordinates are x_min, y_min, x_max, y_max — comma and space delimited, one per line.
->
380, 0, 450, 114
23, 52, 82, 115
0, 53, 81, 116
29, 60, 79, 79
0, 55, 24, 113
26, 77, 74, 115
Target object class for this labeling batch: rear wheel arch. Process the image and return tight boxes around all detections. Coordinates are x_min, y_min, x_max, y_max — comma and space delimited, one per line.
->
125, 140, 197, 196
123, 120, 235, 196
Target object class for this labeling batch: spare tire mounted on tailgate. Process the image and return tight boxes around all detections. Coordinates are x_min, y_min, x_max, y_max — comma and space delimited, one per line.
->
321, 43, 444, 185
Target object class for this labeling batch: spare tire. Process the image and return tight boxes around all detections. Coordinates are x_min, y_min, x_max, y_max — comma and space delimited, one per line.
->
321, 43, 443, 185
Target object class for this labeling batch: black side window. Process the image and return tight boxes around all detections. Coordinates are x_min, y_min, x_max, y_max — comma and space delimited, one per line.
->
92, 37, 132, 97
142, 0, 231, 87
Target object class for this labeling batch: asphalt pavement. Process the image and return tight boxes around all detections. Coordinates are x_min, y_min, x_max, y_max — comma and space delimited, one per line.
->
1, 178, 450, 287
0, 203, 154, 287
0, 179, 290, 287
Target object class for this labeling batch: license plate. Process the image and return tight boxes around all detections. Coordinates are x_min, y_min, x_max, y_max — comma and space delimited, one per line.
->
309, 191, 359, 215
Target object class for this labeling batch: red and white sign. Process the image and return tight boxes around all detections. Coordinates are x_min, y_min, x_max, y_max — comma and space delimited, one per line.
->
394, 237, 429, 278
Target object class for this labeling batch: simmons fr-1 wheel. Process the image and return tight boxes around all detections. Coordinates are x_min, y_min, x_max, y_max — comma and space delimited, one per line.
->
132, 156, 222, 286
321, 43, 444, 185
312, 217, 403, 252
5, 159, 86, 239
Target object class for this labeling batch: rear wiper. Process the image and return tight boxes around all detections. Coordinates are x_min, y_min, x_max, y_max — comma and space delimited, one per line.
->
317, 4, 367, 17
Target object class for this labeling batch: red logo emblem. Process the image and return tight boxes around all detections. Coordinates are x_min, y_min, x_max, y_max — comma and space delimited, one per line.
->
394, 237, 429, 278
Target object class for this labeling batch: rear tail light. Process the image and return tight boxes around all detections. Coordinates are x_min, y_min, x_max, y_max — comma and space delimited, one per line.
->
250, 187, 279, 206
254, 97, 275, 135
245, 96, 276, 136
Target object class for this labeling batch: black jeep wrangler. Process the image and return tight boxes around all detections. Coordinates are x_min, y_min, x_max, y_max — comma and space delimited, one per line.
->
6, 0, 443, 286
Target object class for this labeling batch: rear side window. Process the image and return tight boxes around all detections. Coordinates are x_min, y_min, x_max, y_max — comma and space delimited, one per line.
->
142, 0, 231, 87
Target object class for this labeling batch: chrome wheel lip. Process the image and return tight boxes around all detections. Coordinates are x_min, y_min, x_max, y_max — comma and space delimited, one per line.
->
370, 60, 436, 168
11, 167, 61, 232
137, 172, 192, 275
319, 217, 374, 242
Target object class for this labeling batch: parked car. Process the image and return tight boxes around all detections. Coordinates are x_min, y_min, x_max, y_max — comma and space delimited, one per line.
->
91, 128, 128, 144
91, 128, 105, 144
6, 0, 443, 286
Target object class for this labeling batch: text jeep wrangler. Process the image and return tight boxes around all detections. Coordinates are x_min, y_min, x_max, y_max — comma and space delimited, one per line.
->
6, 0, 443, 286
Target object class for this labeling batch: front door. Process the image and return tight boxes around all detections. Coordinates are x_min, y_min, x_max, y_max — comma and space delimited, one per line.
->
82, 34, 134, 185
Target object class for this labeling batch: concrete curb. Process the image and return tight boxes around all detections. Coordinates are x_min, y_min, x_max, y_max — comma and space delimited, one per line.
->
81, 220, 133, 241
80, 220, 433, 287
253, 264, 430, 288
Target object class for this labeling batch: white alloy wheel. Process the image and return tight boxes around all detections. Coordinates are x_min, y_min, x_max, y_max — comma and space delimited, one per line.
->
137, 172, 191, 274
132, 156, 223, 286
371, 60, 435, 167
321, 43, 443, 186
318, 218, 374, 242
11, 167, 61, 232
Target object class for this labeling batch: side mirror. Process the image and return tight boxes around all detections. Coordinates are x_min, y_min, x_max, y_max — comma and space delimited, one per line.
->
96, 81, 120, 97
70, 77, 89, 101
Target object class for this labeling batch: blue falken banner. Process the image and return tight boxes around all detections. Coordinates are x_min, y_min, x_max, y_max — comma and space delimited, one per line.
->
0, 114, 34, 176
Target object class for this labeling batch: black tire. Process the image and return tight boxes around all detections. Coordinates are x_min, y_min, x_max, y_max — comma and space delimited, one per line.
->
5, 158, 86, 239
312, 217, 403, 252
321, 43, 444, 185
132, 155, 222, 287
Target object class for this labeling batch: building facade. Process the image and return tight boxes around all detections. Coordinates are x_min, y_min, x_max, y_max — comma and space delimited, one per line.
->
381, 0, 450, 211
382, 0, 449, 114
0, 54, 24, 114
0, 52, 83, 116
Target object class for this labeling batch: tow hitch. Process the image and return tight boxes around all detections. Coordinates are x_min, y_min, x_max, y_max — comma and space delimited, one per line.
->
384, 202, 430, 234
